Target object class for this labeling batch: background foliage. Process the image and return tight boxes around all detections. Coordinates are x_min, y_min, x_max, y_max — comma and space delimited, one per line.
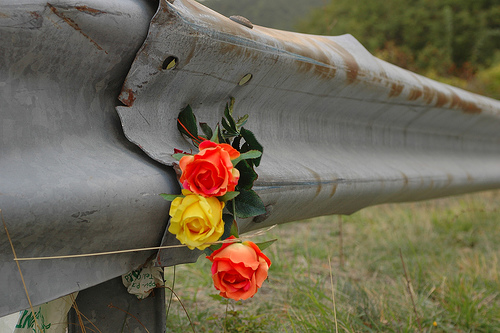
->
298, 0, 500, 77
165, 191, 500, 332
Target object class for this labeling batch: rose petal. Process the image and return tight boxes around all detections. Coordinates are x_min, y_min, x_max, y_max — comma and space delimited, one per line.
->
214, 243, 260, 270
254, 260, 269, 288
218, 143, 240, 160
179, 142, 238, 197
199, 140, 218, 150
168, 193, 224, 250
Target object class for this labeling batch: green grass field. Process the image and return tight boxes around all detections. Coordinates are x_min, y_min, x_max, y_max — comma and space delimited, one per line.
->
164, 190, 500, 332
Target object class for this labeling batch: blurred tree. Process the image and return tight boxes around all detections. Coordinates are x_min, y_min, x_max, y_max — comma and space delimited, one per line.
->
297, 0, 500, 77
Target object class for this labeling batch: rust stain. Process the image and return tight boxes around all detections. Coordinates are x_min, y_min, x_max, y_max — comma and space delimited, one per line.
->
305, 167, 322, 198
75, 6, 107, 15
460, 100, 482, 114
330, 183, 338, 198
435, 91, 448, 108
422, 86, 435, 104
388, 82, 404, 98
47, 3, 107, 54
312, 63, 336, 79
296, 60, 313, 75
182, 43, 198, 67
414, 86, 482, 114
462, 102, 482, 114
219, 42, 244, 59
121, 89, 136, 107
331, 42, 359, 84
180, 0, 254, 39
0, 12, 9, 18
449, 90, 482, 114
449, 91, 460, 109
154, 0, 177, 21
408, 88, 423, 101
401, 172, 409, 187
301, 38, 337, 79
161, 0, 344, 81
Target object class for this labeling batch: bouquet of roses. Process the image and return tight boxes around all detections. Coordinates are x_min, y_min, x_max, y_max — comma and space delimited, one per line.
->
160, 98, 274, 301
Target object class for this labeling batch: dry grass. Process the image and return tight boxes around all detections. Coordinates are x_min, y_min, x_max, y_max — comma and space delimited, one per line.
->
164, 190, 500, 332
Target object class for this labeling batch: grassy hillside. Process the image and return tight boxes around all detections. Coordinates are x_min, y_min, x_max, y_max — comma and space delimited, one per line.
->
164, 191, 500, 332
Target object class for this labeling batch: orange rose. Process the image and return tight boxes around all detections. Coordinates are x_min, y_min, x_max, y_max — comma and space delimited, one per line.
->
206, 236, 271, 301
179, 141, 240, 197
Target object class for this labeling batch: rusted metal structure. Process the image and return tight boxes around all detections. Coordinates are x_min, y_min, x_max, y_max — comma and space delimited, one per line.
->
1, 0, 500, 329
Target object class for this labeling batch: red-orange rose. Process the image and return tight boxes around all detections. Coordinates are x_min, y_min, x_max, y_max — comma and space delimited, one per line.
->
179, 141, 240, 197
206, 236, 271, 301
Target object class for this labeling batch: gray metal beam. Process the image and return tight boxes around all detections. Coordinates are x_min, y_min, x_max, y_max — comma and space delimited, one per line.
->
1, 0, 500, 318
0, 0, 171, 316
117, 0, 500, 238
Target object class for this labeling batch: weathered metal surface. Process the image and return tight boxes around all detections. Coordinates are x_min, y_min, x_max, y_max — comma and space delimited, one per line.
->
0, 0, 170, 316
117, 0, 500, 241
2, 0, 500, 320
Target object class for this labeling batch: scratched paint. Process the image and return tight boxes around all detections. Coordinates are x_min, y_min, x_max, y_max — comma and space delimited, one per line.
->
47, 3, 107, 53
75, 5, 107, 15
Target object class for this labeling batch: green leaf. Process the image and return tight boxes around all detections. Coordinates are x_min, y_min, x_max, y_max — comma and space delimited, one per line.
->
199, 122, 213, 139
224, 102, 237, 132
218, 191, 240, 202
221, 117, 238, 137
211, 125, 220, 143
228, 97, 235, 115
209, 294, 226, 302
236, 114, 249, 129
232, 136, 241, 150
240, 128, 263, 166
177, 105, 199, 144
217, 126, 225, 143
221, 213, 236, 241
159, 193, 184, 201
172, 153, 191, 161
231, 150, 262, 166
231, 196, 237, 217
254, 239, 277, 251
230, 220, 239, 238
234, 189, 266, 218
235, 161, 258, 190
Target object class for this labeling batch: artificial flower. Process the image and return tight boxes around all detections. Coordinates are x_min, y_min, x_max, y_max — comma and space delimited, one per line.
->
179, 141, 240, 197
168, 189, 224, 250
207, 236, 271, 300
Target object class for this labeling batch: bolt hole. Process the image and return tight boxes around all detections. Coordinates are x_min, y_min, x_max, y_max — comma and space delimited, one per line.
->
238, 73, 252, 86
162, 56, 178, 70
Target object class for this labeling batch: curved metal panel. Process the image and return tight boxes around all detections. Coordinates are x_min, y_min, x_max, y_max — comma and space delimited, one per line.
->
0, 0, 173, 316
2, 0, 500, 317
117, 0, 500, 237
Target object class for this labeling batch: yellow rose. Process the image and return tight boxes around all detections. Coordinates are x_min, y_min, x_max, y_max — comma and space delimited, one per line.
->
168, 190, 225, 250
